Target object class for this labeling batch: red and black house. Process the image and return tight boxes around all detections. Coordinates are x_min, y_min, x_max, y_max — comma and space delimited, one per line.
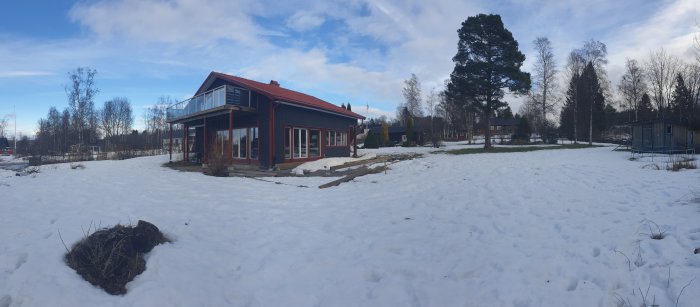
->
166, 72, 365, 168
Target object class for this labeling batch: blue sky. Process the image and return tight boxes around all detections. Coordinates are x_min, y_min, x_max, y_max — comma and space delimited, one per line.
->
1, 0, 698, 137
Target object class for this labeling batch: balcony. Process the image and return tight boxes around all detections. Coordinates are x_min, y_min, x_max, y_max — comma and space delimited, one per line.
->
167, 85, 256, 121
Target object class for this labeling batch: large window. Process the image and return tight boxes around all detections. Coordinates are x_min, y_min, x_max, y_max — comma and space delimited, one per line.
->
310, 130, 321, 157
293, 128, 308, 158
326, 130, 347, 146
215, 130, 229, 155
250, 127, 259, 159
233, 128, 247, 159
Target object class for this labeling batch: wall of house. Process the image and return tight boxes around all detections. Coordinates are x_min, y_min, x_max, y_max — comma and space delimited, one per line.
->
273, 103, 356, 164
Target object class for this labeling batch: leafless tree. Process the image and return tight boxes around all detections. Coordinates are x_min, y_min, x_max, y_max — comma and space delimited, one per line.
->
618, 58, 648, 121
0, 115, 9, 138
65, 67, 98, 146
531, 37, 558, 126
100, 97, 133, 149
646, 49, 681, 115
144, 96, 172, 150
424, 87, 442, 145
402, 73, 423, 117
695, 21, 700, 65
572, 40, 611, 99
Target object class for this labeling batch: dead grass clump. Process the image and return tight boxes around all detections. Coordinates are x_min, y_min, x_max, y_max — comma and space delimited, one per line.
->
64, 220, 168, 295
669, 160, 697, 171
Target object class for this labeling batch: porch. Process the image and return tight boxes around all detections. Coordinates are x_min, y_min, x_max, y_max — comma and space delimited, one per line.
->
166, 81, 264, 166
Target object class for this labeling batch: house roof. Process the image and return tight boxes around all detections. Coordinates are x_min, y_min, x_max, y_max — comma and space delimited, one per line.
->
196, 72, 365, 120
490, 118, 519, 126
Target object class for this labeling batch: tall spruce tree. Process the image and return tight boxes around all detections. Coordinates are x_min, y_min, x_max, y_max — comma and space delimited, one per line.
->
670, 73, 692, 125
449, 14, 530, 149
579, 62, 606, 144
560, 71, 580, 142
639, 93, 654, 121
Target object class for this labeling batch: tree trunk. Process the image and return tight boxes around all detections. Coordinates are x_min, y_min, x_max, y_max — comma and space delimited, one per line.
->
484, 114, 492, 149
573, 87, 578, 144
589, 95, 593, 145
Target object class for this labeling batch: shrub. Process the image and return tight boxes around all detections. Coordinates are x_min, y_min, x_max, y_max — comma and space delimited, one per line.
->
64, 220, 168, 295
539, 120, 559, 144
512, 116, 532, 143
206, 141, 230, 177
670, 160, 696, 171
363, 132, 380, 149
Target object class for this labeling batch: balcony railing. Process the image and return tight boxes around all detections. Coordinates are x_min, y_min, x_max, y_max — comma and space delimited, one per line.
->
167, 85, 254, 121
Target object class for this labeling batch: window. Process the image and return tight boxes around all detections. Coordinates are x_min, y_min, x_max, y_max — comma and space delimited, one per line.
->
293, 128, 308, 158
215, 130, 229, 156
326, 130, 347, 146
250, 127, 259, 159
310, 130, 321, 157
233, 128, 247, 159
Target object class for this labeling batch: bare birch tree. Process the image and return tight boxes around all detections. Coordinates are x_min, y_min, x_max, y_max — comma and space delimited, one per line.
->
402, 73, 423, 117
65, 67, 98, 147
646, 49, 681, 116
618, 58, 647, 122
531, 37, 558, 125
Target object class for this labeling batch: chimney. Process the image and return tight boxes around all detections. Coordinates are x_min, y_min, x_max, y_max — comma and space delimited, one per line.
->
269, 80, 280, 86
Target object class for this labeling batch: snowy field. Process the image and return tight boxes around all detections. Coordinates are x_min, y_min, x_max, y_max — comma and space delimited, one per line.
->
1, 146, 699, 306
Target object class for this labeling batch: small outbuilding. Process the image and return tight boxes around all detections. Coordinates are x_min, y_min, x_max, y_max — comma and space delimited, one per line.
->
630, 119, 694, 154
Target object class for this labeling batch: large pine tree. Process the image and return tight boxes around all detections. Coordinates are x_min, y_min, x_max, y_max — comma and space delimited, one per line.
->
448, 14, 530, 149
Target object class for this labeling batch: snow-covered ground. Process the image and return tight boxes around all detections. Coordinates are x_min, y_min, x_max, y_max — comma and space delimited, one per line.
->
1, 146, 699, 306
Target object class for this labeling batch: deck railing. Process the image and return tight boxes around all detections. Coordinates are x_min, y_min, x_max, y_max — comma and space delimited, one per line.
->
167, 85, 253, 121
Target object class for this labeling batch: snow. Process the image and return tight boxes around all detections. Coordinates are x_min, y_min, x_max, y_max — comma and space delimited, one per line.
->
291, 153, 377, 174
2, 146, 700, 306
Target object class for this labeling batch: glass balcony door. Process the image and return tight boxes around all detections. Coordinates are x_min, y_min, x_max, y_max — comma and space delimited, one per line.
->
293, 128, 308, 159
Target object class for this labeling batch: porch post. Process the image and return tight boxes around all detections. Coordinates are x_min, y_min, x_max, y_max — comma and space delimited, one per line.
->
229, 110, 233, 163
203, 116, 208, 164
183, 123, 188, 162
169, 123, 173, 162
353, 125, 358, 158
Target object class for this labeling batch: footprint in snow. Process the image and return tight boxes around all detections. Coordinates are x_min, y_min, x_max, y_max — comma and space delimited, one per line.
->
592, 247, 600, 257
15, 253, 28, 270
567, 278, 578, 291
0, 295, 12, 307
364, 270, 383, 283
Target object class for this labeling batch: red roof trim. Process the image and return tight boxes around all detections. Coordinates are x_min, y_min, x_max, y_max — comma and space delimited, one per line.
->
194, 72, 365, 120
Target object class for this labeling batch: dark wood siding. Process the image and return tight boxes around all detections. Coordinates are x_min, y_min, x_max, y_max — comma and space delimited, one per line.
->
273, 103, 356, 164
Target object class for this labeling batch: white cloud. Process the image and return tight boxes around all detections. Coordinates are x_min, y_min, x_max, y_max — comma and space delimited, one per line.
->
0, 71, 54, 78
286, 12, 325, 32
69, 0, 271, 48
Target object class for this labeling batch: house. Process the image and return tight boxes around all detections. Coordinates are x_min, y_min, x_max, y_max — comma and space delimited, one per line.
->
0, 137, 12, 155
365, 124, 416, 146
631, 119, 694, 154
166, 72, 365, 168
489, 118, 518, 137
